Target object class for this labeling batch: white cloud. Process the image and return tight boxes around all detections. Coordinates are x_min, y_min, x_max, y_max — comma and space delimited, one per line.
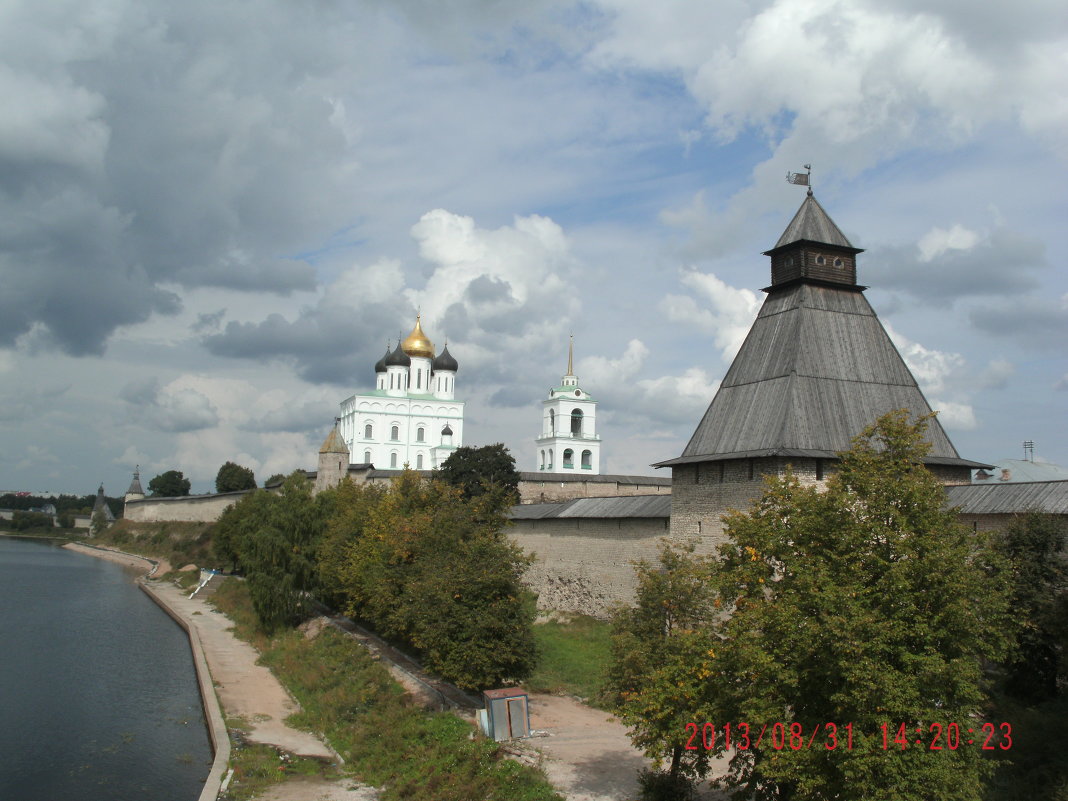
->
884, 323, 965, 396
635, 368, 720, 425
917, 224, 980, 262
578, 339, 648, 386
661, 270, 761, 362
929, 399, 977, 431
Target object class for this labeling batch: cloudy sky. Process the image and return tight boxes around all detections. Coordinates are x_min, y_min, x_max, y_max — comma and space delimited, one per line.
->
2, 0, 1065, 496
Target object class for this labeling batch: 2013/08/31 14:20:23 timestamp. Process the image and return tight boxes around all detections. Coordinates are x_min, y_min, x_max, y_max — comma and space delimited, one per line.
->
683, 722, 1013, 751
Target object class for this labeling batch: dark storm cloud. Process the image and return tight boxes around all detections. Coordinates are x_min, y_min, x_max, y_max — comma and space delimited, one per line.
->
0, 1, 355, 355
203, 301, 402, 386
969, 297, 1068, 346
865, 227, 1045, 305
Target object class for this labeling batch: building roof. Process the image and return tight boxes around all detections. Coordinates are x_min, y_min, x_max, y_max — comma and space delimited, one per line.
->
973, 458, 1068, 484
319, 425, 349, 454
655, 282, 986, 469
509, 494, 671, 520
126, 468, 144, 496
518, 471, 670, 486
766, 193, 861, 253
432, 344, 458, 372
401, 315, 435, 359
946, 480, 1068, 515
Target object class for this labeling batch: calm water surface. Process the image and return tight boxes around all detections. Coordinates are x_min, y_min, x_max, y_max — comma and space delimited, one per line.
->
0, 537, 211, 801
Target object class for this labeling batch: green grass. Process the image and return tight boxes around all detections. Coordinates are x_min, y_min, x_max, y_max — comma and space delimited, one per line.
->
210, 579, 563, 801
223, 741, 334, 801
524, 615, 612, 704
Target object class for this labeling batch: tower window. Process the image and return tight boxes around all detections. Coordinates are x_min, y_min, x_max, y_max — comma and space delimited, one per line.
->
833, 257, 843, 268
548, 449, 553, 469
816, 459, 825, 481
391, 425, 399, 441
549, 409, 555, 435
563, 449, 574, 468
571, 408, 583, 436
814, 254, 826, 266
581, 450, 592, 470
364, 423, 373, 439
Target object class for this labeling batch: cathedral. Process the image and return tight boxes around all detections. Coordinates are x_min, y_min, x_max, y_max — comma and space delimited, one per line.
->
337, 316, 464, 470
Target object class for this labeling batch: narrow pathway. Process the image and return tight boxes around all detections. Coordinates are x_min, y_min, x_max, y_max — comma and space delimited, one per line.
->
145, 579, 335, 759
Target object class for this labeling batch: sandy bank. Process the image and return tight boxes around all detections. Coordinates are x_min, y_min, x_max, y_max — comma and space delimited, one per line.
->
63, 541, 172, 576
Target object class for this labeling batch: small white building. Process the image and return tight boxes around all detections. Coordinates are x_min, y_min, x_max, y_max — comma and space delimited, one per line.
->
338, 316, 464, 470
535, 337, 601, 474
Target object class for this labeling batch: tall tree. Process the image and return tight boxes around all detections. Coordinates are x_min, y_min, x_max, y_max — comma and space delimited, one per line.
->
439, 443, 520, 503
610, 412, 1013, 801
995, 512, 1068, 702
147, 470, 191, 497
215, 461, 257, 493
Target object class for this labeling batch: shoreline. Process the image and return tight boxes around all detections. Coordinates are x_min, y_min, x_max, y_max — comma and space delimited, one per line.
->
63, 542, 229, 801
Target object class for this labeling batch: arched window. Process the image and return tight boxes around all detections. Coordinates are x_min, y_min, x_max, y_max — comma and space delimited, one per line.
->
548, 449, 553, 469
416, 454, 424, 469
391, 425, 399, 441
364, 450, 371, 463
540, 450, 545, 470
571, 408, 583, 436
364, 423, 373, 439
390, 452, 398, 468
416, 427, 425, 442
416, 368, 421, 389
581, 450, 592, 469
549, 409, 555, 435
563, 449, 574, 468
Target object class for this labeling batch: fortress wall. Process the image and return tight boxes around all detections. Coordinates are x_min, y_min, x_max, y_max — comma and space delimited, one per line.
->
507, 516, 670, 618
123, 491, 251, 523
517, 475, 671, 504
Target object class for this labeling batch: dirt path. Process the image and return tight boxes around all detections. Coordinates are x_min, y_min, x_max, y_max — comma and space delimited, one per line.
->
524, 694, 731, 801
63, 541, 173, 576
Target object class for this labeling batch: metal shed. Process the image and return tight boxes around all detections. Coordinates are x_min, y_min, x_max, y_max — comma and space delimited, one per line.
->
479, 688, 530, 741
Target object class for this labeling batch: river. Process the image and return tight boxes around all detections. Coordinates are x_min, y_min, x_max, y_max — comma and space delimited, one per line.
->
0, 536, 212, 801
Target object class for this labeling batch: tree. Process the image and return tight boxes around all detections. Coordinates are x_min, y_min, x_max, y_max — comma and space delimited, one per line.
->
212, 471, 334, 631
91, 509, 110, 536
264, 473, 285, 488
604, 543, 719, 792
994, 512, 1068, 702
147, 470, 191, 497
611, 412, 1012, 801
439, 443, 520, 503
215, 461, 257, 493
326, 470, 537, 689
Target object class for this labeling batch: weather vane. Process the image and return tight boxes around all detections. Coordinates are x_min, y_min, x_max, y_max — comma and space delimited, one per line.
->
787, 164, 813, 196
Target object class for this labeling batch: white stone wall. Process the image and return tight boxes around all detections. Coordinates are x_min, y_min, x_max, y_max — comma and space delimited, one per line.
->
123, 491, 252, 523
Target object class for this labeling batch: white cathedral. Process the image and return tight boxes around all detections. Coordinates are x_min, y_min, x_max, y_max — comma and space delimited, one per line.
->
338, 316, 464, 470
534, 337, 601, 474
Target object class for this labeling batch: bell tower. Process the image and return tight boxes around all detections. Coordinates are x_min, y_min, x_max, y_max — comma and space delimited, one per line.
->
535, 336, 601, 474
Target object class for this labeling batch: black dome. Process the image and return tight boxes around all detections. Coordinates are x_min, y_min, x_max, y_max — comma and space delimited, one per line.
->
385, 342, 411, 367
442, 423, 454, 436
374, 345, 390, 373
432, 344, 458, 372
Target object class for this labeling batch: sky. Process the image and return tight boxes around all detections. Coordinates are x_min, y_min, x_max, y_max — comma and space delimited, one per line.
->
1, 0, 1066, 496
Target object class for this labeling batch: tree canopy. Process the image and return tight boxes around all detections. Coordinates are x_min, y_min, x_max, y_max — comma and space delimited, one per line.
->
215, 461, 257, 493
147, 470, 191, 497
438, 443, 520, 502
609, 411, 1012, 801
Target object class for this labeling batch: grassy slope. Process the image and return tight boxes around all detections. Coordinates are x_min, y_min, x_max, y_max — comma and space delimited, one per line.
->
524, 615, 612, 706
210, 579, 564, 801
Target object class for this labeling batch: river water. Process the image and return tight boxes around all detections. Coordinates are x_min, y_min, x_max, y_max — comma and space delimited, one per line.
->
0, 537, 211, 801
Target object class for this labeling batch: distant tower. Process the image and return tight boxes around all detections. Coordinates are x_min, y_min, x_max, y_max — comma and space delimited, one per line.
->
91, 483, 115, 533
315, 421, 350, 494
535, 336, 601, 474
125, 466, 145, 502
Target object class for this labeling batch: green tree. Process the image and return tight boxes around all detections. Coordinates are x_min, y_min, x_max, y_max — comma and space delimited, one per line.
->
91, 509, 110, 536
994, 512, 1067, 702
147, 470, 191, 497
328, 470, 537, 689
212, 471, 334, 631
264, 473, 286, 488
215, 461, 257, 493
699, 411, 1013, 800
610, 412, 1013, 801
12, 510, 54, 531
604, 543, 719, 789
439, 443, 520, 503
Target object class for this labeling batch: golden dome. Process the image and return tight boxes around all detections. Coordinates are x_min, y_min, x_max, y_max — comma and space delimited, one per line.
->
401, 315, 435, 359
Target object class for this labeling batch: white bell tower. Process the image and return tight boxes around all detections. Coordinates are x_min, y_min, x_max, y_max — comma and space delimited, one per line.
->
534, 336, 601, 474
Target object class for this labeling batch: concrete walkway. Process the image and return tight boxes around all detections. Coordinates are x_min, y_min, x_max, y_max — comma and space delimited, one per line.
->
144, 579, 336, 760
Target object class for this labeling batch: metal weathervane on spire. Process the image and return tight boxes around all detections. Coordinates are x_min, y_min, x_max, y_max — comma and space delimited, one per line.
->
787, 164, 813, 196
